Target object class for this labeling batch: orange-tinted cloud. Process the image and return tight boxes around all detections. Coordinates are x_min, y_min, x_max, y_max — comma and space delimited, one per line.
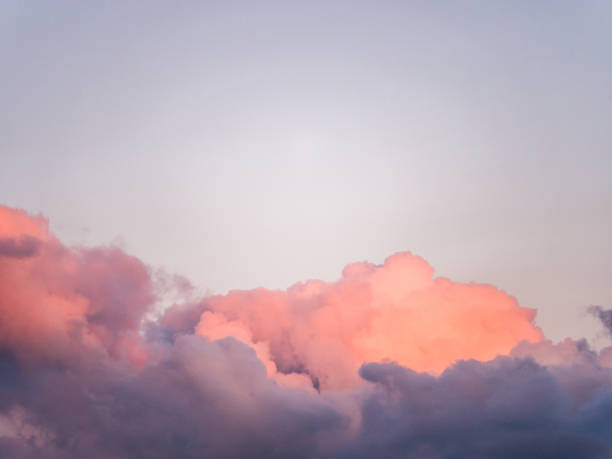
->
0, 205, 153, 365
194, 252, 543, 389
1, 204, 612, 458
0, 204, 543, 388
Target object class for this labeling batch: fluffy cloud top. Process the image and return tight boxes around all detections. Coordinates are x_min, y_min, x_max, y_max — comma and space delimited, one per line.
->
0, 205, 610, 458
191, 252, 542, 390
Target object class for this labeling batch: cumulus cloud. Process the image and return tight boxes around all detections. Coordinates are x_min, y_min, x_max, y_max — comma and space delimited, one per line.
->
0, 204, 611, 457
0, 337, 345, 459
355, 358, 612, 458
190, 253, 542, 390
0, 205, 153, 364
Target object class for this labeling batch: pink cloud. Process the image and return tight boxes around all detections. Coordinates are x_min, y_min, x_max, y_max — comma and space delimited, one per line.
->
0, 205, 154, 365
1, 204, 611, 458
194, 252, 543, 389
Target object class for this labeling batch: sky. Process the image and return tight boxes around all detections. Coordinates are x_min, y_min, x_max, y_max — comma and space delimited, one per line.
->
2, 1, 612, 344
2, 2, 612, 457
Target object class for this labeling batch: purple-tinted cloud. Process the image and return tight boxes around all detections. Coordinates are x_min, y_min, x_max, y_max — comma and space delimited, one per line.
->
589, 305, 612, 337
0, 236, 41, 259
1, 204, 611, 458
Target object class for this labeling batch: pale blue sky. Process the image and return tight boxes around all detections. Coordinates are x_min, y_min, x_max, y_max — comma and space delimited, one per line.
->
1, 1, 611, 344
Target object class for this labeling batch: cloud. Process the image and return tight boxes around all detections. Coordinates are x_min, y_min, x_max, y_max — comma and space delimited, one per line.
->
0, 236, 42, 259
589, 305, 612, 336
0, 204, 611, 457
0, 336, 345, 459
511, 337, 599, 367
191, 252, 542, 389
354, 358, 612, 458
0, 205, 153, 364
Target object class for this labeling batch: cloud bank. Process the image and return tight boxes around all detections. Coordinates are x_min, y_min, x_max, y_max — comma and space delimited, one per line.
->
0, 205, 611, 458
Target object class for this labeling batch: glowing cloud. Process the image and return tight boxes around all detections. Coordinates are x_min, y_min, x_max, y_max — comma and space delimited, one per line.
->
0, 205, 611, 458
192, 252, 543, 389
0, 205, 153, 365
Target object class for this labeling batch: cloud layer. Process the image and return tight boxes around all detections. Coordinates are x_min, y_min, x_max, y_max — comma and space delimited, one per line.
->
0, 205, 611, 458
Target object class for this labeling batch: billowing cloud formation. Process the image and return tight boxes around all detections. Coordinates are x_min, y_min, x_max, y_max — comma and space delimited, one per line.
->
188, 253, 543, 390
1, 204, 611, 458
0, 205, 153, 365
355, 356, 612, 458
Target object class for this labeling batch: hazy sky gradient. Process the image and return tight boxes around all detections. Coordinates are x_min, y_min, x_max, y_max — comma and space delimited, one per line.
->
2, 1, 611, 344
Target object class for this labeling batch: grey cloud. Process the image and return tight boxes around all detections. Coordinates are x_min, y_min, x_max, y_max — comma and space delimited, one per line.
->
3, 338, 612, 458
0, 336, 346, 459
353, 358, 612, 458
589, 305, 612, 336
